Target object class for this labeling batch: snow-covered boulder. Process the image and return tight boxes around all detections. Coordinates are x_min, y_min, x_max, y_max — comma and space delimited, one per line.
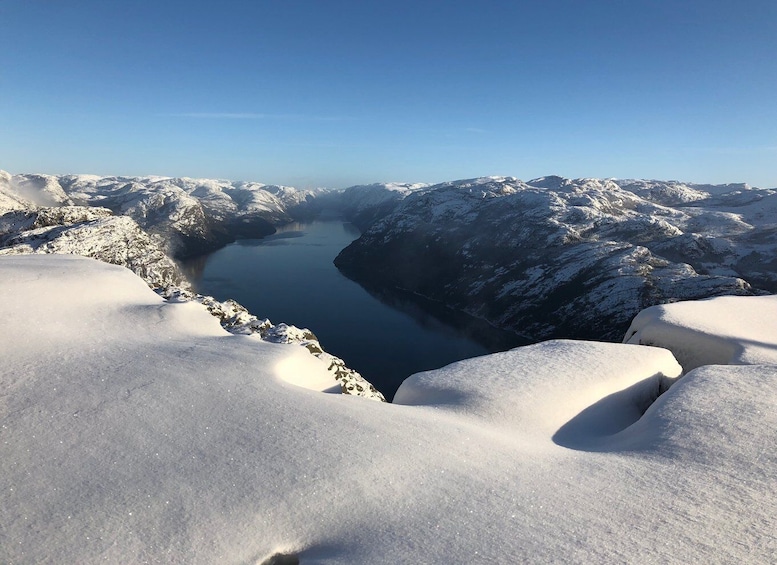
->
395, 339, 683, 448
624, 293, 777, 370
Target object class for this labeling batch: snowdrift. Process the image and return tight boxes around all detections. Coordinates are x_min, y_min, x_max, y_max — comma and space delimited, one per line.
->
2, 255, 776, 563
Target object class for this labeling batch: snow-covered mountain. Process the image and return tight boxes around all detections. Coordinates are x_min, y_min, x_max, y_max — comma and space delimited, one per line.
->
2, 253, 776, 563
3, 168, 777, 560
335, 176, 776, 341
1, 171, 329, 258
5, 168, 775, 349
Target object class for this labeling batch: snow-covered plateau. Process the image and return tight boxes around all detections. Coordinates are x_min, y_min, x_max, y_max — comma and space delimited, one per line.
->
2, 254, 777, 563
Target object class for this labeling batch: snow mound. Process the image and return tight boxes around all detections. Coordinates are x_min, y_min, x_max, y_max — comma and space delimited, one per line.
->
395, 340, 682, 447
607, 363, 777, 459
624, 294, 777, 369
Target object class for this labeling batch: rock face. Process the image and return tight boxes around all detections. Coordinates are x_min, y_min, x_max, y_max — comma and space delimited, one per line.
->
335, 176, 773, 341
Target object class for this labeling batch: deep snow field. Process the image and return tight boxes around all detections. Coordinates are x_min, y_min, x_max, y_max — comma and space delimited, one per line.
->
2, 254, 777, 563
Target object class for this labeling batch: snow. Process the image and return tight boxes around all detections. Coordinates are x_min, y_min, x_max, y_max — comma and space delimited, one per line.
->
4, 169, 777, 560
395, 339, 683, 446
3, 254, 777, 563
624, 293, 777, 370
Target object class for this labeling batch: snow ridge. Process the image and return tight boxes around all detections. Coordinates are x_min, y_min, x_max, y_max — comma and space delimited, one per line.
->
161, 288, 385, 400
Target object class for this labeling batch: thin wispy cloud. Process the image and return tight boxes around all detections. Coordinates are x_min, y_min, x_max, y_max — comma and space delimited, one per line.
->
164, 112, 351, 122
390, 125, 491, 139
687, 145, 777, 154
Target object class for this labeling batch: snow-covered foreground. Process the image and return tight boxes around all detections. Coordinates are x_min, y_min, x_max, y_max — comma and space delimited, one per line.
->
2, 255, 776, 563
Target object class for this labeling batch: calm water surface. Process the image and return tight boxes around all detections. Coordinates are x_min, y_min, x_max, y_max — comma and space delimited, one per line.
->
184, 220, 514, 399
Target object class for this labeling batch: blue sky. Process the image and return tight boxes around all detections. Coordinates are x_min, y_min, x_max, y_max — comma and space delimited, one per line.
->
1, 0, 775, 188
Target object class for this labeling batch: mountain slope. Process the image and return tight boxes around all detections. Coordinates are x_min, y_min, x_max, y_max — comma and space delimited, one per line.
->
0, 173, 384, 401
0, 206, 190, 290
335, 176, 771, 341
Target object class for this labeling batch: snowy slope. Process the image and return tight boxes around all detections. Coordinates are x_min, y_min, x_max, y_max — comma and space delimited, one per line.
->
336, 176, 772, 341
2, 254, 777, 563
0, 211, 382, 402
0, 171, 73, 209
0, 172, 382, 401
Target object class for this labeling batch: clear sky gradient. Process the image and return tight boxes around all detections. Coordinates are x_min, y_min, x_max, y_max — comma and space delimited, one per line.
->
2, 0, 775, 188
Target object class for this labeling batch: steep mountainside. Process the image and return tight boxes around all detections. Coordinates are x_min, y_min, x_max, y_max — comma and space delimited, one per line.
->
336, 176, 775, 341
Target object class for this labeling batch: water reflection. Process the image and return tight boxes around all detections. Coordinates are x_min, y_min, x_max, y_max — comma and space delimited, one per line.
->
348, 280, 526, 353
182, 220, 519, 399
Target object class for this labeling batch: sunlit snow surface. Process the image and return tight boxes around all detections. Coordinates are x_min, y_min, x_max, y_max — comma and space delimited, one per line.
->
625, 294, 777, 370
2, 255, 777, 563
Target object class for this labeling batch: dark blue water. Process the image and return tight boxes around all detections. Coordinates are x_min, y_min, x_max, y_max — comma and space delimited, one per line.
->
183, 220, 517, 399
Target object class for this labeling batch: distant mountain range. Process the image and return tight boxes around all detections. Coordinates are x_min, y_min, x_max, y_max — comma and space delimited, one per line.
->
2, 170, 775, 345
0, 171, 329, 259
